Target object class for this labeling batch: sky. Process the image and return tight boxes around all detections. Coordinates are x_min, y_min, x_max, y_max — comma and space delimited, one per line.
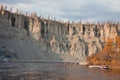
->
0, 0, 120, 22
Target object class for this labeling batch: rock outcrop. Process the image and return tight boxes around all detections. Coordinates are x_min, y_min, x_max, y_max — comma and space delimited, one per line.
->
0, 8, 120, 62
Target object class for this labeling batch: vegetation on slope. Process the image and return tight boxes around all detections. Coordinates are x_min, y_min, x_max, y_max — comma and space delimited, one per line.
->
87, 35, 120, 71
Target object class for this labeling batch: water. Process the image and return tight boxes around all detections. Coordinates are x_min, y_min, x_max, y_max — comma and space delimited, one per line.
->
0, 61, 120, 80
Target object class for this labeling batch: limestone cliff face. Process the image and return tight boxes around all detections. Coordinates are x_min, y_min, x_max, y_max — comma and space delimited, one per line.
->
0, 9, 120, 61
28, 16, 119, 61
29, 17, 42, 41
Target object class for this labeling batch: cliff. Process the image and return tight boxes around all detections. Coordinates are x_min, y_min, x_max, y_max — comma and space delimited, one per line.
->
0, 8, 120, 62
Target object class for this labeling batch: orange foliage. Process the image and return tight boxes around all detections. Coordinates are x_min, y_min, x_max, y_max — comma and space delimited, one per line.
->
87, 35, 120, 69
103, 38, 115, 53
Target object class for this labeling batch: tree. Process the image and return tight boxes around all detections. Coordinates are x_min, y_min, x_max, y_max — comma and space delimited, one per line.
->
0, 4, 3, 10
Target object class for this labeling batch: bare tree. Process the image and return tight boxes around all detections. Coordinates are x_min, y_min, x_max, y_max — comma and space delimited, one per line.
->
9, 6, 12, 12
26, 12, 28, 16
4, 5, 7, 10
16, 9, 18, 14
0, 4, 3, 10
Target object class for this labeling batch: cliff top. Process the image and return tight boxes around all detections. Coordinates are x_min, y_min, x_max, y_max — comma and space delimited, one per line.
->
0, 4, 120, 26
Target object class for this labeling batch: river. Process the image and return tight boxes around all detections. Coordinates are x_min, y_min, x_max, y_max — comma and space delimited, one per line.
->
0, 61, 120, 80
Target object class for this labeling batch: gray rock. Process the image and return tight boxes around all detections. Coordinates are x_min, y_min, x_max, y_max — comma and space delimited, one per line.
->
0, 9, 119, 61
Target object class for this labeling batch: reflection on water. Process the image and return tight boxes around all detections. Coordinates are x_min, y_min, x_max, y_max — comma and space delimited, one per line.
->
0, 61, 120, 80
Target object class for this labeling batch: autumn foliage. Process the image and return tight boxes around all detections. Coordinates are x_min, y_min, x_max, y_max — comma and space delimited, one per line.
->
87, 35, 120, 70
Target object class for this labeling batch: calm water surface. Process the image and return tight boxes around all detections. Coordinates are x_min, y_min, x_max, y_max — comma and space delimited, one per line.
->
0, 61, 120, 80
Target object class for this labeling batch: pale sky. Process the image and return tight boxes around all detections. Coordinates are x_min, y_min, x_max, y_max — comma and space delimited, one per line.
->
0, 0, 120, 22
